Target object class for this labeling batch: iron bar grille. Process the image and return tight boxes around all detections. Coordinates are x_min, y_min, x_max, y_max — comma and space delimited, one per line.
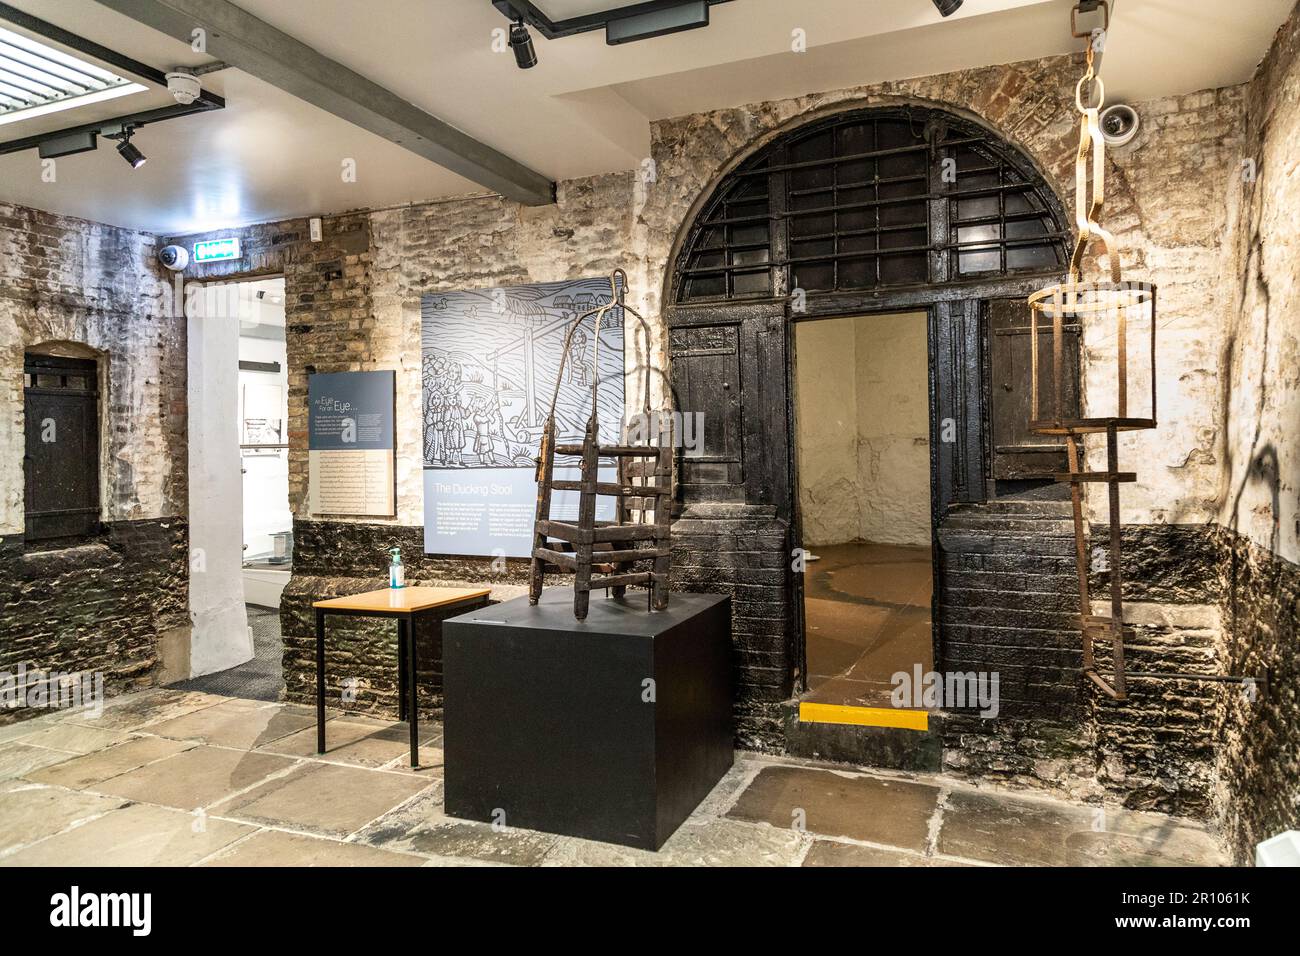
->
675, 108, 1069, 302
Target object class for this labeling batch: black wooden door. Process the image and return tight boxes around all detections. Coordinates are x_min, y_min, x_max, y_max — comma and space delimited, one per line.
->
23, 354, 100, 542
669, 321, 745, 499
668, 302, 789, 512
932, 299, 986, 514
987, 298, 1079, 481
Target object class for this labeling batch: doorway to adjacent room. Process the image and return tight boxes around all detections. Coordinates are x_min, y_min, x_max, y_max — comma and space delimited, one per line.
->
793, 311, 934, 712
172, 276, 288, 702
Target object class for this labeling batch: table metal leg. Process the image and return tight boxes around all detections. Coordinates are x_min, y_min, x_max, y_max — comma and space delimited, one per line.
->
315, 607, 326, 754
397, 624, 408, 722
404, 615, 419, 768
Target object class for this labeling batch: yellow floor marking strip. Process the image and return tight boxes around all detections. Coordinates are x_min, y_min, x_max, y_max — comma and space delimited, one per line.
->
798, 702, 929, 731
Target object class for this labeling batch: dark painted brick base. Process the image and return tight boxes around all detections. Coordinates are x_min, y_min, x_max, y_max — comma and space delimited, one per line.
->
938, 495, 1084, 723
937, 499, 1225, 815
1214, 528, 1300, 863
1090, 522, 1222, 604
0, 517, 188, 725
671, 504, 793, 751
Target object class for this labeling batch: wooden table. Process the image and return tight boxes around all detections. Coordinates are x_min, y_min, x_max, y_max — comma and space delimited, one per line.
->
313, 586, 491, 767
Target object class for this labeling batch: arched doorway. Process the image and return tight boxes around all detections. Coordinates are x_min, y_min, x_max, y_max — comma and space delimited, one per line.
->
664, 105, 1073, 736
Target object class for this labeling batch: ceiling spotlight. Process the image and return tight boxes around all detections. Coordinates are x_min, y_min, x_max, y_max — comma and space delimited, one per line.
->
112, 130, 147, 169
509, 19, 537, 69
491, 2, 727, 64
932, 0, 963, 16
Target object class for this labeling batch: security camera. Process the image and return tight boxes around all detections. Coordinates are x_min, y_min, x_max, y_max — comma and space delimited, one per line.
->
165, 70, 201, 105
1100, 104, 1140, 148
158, 244, 189, 271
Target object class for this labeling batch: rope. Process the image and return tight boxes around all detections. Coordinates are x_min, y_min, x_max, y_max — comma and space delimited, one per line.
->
543, 269, 663, 441
1067, 39, 1122, 286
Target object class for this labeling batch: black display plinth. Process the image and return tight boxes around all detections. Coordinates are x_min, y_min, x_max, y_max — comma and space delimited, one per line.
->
443, 588, 733, 850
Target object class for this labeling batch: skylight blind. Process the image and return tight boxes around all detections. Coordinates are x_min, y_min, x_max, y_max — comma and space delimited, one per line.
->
0, 25, 144, 126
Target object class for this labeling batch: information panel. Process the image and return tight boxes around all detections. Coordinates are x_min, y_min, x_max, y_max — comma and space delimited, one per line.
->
421, 277, 624, 557
308, 370, 396, 517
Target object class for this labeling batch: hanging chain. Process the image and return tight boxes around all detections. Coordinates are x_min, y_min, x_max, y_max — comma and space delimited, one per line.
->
1067, 1, 1120, 286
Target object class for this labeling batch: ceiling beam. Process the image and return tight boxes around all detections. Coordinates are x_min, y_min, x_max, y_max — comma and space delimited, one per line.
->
93, 0, 556, 205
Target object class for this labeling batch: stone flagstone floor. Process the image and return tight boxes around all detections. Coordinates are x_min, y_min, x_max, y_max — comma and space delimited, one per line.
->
0, 688, 1229, 867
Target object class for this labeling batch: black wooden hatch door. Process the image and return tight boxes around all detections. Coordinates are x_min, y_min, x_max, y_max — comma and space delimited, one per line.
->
23, 354, 100, 542
667, 302, 790, 512
987, 298, 1079, 482
669, 321, 744, 496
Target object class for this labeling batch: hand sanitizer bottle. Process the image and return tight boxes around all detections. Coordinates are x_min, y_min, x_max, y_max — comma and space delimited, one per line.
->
388, 546, 406, 589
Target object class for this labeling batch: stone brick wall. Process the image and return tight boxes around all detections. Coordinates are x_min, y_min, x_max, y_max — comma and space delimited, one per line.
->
939, 495, 1083, 724
158, 48, 1272, 830
933, 493, 1097, 795
0, 519, 188, 719
1213, 3, 1300, 863
1220, 4, 1300, 566
636, 54, 1248, 785
1076, 516, 1299, 858
1085, 525, 1224, 815
163, 212, 376, 520
641, 57, 1243, 531
167, 184, 642, 720
0, 203, 188, 722
1089, 602, 1221, 816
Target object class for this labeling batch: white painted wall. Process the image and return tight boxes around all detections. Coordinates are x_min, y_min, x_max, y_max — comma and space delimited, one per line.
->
794, 318, 860, 546
795, 312, 930, 547
238, 333, 290, 561
854, 312, 931, 545
1218, 34, 1300, 564
187, 283, 252, 677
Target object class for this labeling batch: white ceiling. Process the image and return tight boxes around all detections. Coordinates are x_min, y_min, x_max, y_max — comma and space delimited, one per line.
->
0, 0, 1291, 234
